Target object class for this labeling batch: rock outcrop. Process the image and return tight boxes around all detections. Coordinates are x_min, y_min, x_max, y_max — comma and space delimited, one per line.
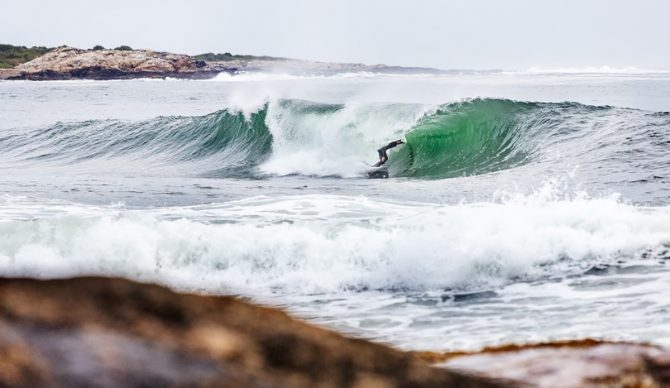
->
2, 276, 667, 387
6, 46, 216, 80
0, 277, 503, 387
418, 340, 670, 387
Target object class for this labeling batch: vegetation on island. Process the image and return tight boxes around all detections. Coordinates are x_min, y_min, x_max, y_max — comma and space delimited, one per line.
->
0, 43, 286, 70
0, 44, 51, 68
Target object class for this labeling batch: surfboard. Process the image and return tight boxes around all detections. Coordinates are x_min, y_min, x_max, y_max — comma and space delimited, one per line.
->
367, 167, 389, 179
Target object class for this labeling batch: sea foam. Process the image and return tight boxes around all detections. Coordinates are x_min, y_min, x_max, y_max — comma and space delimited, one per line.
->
1, 192, 668, 295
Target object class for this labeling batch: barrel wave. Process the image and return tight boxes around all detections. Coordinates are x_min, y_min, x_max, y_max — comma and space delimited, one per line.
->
389, 99, 537, 178
2, 98, 668, 181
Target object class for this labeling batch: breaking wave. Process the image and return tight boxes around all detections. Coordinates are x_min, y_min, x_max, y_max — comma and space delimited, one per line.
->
1, 192, 669, 294
1, 98, 668, 179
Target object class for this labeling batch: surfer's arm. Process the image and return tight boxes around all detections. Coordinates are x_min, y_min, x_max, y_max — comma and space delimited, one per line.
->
386, 139, 404, 149
373, 140, 403, 166
379, 139, 404, 153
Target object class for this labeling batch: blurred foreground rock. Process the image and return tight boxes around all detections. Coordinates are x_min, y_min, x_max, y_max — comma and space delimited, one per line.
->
2, 276, 667, 387
0, 277, 501, 388
418, 340, 670, 387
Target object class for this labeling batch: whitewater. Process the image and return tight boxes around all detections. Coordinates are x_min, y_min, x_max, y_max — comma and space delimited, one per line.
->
1, 71, 669, 351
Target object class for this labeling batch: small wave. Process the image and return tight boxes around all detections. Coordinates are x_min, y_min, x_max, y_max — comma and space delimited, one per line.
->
513, 66, 670, 75
0, 107, 273, 177
210, 72, 317, 82
209, 71, 452, 82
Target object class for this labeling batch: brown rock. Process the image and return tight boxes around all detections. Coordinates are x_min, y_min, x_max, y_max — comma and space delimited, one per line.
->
16, 46, 194, 72
0, 69, 21, 80
421, 340, 670, 387
0, 277, 503, 387
10, 46, 219, 80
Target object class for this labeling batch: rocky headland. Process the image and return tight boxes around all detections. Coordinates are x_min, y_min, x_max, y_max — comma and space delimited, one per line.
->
0, 276, 668, 387
0, 46, 215, 80
0, 45, 445, 81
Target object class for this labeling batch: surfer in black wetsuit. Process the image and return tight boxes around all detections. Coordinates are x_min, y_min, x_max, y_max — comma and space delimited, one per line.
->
373, 139, 404, 167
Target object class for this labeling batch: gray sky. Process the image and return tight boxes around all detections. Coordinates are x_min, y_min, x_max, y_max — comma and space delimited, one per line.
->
3, 0, 669, 70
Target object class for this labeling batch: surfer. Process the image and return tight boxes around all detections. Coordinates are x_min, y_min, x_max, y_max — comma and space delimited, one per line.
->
373, 139, 404, 167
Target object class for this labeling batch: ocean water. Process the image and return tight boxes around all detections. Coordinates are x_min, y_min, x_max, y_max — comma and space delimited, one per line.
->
1, 71, 669, 351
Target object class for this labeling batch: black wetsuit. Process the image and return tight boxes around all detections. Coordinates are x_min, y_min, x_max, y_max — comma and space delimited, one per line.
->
373, 140, 403, 167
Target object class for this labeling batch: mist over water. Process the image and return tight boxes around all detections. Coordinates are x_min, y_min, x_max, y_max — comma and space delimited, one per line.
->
1, 72, 669, 351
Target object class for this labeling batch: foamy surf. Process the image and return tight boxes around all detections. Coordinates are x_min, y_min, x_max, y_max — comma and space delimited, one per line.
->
1, 192, 668, 295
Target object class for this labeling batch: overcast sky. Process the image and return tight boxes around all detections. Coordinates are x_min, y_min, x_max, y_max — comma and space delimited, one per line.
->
3, 0, 669, 70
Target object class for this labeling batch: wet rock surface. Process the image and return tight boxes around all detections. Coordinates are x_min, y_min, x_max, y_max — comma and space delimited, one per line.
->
0, 277, 502, 387
419, 340, 670, 387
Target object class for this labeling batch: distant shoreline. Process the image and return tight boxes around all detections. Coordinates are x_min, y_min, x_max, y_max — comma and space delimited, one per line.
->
3, 44, 659, 82
0, 44, 448, 81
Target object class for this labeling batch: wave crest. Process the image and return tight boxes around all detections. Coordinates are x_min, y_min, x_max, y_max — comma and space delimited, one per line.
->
2, 98, 667, 180
1, 193, 668, 294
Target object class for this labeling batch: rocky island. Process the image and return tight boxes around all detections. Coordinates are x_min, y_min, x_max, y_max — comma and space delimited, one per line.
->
0, 44, 445, 81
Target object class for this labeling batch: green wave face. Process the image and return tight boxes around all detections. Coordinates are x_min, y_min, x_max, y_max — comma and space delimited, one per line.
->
388, 99, 536, 178
194, 108, 271, 160
194, 106, 272, 176
0, 104, 274, 178
7, 98, 647, 180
